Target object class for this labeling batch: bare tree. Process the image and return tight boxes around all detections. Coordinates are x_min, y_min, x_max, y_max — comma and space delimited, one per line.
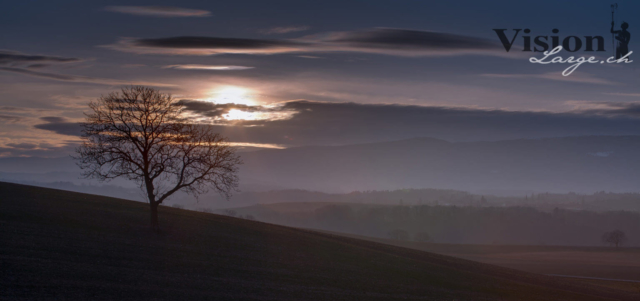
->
75, 86, 241, 231
602, 230, 627, 248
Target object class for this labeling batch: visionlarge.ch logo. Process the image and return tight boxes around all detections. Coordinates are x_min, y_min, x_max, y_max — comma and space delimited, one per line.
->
492, 4, 631, 76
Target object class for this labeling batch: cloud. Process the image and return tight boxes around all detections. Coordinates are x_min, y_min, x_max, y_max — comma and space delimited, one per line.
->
0, 50, 81, 67
227, 142, 286, 149
31, 111, 290, 150
104, 28, 506, 57
568, 101, 640, 117
482, 72, 617, 85
604, 92, 640, 97
0, 114, 22, 123
177, 100, 258, 118
318, 28, 501, 56
0, 142, 78, 158
40, 116, 68, 123
104, 6, 211, 17
260, 26, 310, 35
33, 116, 82, 136
5, 143, 38, 150
0, 106, 49, 117
0, 50, 173, 87
104, 36, 308, 55
0, 66, 175, 87
24, 64, 50, 69
163, 64, 254, 71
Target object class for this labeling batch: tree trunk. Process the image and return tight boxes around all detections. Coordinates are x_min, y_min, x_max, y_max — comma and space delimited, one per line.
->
150, 202, 159, 232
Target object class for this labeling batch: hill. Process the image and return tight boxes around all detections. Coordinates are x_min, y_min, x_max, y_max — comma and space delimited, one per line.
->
1, 182, 638, 300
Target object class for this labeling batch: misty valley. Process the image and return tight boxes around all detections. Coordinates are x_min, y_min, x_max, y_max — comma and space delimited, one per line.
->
218, 201, 638, 246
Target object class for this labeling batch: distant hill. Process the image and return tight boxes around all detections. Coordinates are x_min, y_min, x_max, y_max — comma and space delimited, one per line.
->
1, 181, 637, 300
241, 136, 640, 193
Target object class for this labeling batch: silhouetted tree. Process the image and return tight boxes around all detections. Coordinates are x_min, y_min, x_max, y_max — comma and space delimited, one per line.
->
480, 196, 487, 206
602, 230, 627, 248
414, 232, 432, 243
388, 229, 409, 240
75, 86, 241, 231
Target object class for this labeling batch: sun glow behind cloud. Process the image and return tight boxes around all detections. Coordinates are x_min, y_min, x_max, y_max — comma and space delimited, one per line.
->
224, 109, 255, 120
207, 86, 256, 106
183, 86, 298, 122
221, 106, 298, 122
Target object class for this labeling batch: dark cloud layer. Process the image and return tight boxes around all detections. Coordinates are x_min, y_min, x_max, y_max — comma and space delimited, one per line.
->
260, 26, 310, 35
34, 116, 82, 136
134, 37, 305, 50
104, 6, 211, 17
0, 50, 80, 66
0, 66, 175, 87
0, 50, 177, 86
37, 101, 640, 147
0, 67, 82, 81
177, 100, 266, 118
6, 142, 38, 150
0, 114, 23, 123
327, 29, 498, 51
106, 28, 503, 56
577, 102, 640, 118
39, 116, 68, 124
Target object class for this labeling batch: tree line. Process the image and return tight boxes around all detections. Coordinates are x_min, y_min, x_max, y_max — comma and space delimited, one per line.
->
233, 203, 638, 246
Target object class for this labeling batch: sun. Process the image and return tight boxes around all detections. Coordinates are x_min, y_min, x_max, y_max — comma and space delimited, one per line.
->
208, 86, 255, 106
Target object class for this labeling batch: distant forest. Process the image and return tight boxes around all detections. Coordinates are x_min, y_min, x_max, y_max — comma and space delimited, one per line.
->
3, 180, 640, 212
224, 203, 639, 247
209, 188, 640, 213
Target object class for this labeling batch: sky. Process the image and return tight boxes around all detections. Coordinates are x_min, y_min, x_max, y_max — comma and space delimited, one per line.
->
1, 0, 639, 157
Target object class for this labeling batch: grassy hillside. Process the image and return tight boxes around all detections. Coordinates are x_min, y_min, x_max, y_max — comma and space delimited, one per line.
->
1, 182, 637, 300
